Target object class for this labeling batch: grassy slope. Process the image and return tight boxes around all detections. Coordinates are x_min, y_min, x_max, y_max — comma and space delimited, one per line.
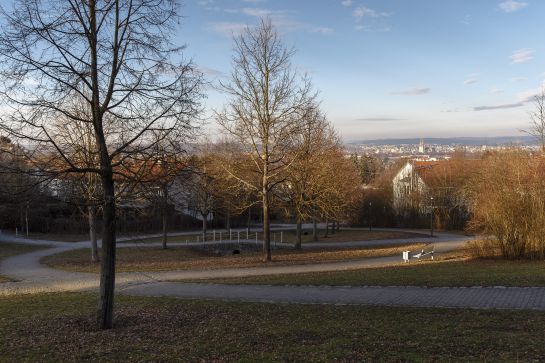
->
42, 242, 426, 273
1, 292, 545, 362
189, 258, 545, 287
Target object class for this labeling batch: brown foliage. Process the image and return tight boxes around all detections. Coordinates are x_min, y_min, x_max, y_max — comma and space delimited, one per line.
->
466, 149, 545, 259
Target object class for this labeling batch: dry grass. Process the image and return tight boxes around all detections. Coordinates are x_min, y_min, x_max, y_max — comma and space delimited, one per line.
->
192, 245, 545, 287
42, 242, 427, 273
2, 292, 545, 362
467, 238, 502, 258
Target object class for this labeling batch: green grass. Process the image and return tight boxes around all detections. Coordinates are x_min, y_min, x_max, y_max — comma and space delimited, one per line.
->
185, 258, 545, 287
0, 242, 46, 282
1, 292, 545, 362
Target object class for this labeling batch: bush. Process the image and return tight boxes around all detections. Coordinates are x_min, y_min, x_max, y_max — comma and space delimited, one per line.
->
466, 150, 545, 259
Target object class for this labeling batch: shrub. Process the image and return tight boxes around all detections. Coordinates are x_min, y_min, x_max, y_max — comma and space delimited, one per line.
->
466, 149, 545, 259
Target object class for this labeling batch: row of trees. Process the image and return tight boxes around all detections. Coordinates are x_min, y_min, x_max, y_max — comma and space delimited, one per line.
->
0, 2, 361, 330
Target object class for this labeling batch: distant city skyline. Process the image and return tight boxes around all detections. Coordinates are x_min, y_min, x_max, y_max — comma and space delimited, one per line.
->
173, 0, 544, 141
2, 0, 543, 141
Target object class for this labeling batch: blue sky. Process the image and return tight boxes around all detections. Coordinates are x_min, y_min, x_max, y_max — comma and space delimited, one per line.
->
1, 0, 542, 141
177, 0, 545, 141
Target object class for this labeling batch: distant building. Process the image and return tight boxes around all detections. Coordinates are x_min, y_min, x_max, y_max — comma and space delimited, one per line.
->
392, 160, 436, 212
392, 158, 480, 229
418, 138, 425, 153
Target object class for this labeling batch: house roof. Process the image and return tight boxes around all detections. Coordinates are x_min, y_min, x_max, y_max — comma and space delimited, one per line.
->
411, 159, 481, 188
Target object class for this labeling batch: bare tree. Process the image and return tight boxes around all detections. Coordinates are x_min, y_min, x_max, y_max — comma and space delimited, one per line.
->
181, 155, 217, 241
0, 0, 203, 329
278, 105, 335, 249
216, 19, 315, 261
53, 116, 102, 262
527, 88, 545, 153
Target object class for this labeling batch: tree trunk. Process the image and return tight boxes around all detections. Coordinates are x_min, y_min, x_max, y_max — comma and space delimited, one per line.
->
295, 216, 302, 250
247, 206, 251, 230
161, 185, 168, 250
331, 220, 336, 234
97, 163, 116, 330
337, 221, 340, 232
161, 213, 168, 250
90, 0, 116, 330
202, 214, 207, 241
225, 206, 231, 231
88, 205, 99, 262
313, 218, 318, 241
324, 219, 329, 237
262, 178, 271, 262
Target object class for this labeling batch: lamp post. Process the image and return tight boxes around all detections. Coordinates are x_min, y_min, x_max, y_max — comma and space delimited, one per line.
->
368, 201, 372, 232
430, 196, 434, 237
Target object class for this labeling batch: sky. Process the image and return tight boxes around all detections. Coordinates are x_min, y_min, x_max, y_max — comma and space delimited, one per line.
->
1, 0, 543, 142
176, 0, 545, 141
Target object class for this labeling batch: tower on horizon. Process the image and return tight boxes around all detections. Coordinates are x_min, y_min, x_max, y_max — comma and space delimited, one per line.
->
418, 138, 424, 153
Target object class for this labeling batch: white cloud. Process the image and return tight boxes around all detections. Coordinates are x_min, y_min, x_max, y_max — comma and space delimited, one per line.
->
463, 73, 480, 85
353, 6, 379, 19
341, 0, 353, 6
491, 88, 504, 94
498, 0, 528, 13
390, 87, 431, 96
474, 103, 524, 111
210, 10, 334, 37
510, 48, 534, 64
511, 76, 527, 82
351, 5, 390, 32
460, 14, 472, 25
208, 22, 248, 37
355, 117, 404, 122
197, 66, 226, 78
517, 82, 545, 102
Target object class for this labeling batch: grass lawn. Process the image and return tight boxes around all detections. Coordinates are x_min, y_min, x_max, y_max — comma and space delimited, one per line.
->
42, 242, 426, 273
191, 256, 545, 287
1, 292, 545, 362
0, 243, 46, 282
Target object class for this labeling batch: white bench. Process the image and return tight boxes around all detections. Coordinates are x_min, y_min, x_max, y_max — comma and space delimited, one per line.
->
403, 246, 434, 263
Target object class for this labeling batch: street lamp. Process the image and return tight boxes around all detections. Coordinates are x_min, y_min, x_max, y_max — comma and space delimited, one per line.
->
368, 201, 372, 231
429, 196, 434, 237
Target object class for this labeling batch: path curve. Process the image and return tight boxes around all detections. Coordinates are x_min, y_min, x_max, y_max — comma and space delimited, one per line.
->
5, 230, 540, 312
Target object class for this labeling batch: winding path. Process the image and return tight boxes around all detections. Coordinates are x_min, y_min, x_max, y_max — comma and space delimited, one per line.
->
2, 229, 542, 311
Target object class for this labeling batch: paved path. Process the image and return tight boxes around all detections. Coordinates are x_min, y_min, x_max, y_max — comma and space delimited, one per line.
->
6, 229, 543, 312
123, 283, 545, 311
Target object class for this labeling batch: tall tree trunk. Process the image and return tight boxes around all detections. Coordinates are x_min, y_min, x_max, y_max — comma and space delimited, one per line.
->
161, 185, 168, 250
262, 177, 271, 262
313, 218, 318, 241
324, 219, 329, 238
295, 215, 302, 250
88, 205, 99, 262
247, 206, 251, 230
97, 163, 116, 330
336, 220, 340, 232
161, 213, 168, 250
225, 206, 231, 231
331, 220, 336, 234
202, 214, 207, 241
